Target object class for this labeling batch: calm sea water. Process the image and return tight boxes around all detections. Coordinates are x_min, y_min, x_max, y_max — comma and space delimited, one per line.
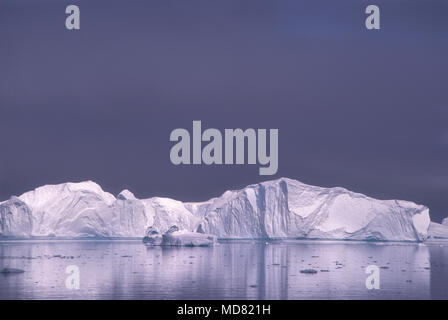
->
0, 240, 447, 300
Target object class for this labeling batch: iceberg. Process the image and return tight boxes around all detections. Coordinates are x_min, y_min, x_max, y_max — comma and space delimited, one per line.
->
0, 178, 431, 241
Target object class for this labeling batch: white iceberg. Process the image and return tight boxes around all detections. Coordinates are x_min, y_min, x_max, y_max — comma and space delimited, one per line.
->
0, 178, 431, 241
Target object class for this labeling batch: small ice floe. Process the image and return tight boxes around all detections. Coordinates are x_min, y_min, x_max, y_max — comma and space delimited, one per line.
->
143, 225, 217, 247
300, 269, 318, 274
1, 268, 25, 274
142, 226, 163, 246
162, 230, 217, 247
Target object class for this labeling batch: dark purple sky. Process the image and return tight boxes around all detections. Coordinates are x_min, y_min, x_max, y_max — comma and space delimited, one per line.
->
1, 0, 447, 222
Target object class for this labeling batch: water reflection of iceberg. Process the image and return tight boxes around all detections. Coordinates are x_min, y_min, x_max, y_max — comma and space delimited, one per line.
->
0, 240, 436, 299
209, 241, 431, 300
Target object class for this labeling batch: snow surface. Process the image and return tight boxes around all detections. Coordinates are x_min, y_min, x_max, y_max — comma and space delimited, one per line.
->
0, 177, 431, 241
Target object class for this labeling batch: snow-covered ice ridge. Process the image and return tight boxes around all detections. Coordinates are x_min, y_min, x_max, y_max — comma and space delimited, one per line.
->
0, 178, 431, 241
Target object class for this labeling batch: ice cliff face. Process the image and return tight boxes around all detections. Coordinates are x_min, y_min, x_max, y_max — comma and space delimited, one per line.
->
0, 197, 33, 237
0, 178, 431, 241
193, 178, 430, 241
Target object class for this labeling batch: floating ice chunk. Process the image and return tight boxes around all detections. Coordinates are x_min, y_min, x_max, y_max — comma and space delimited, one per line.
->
1, 268, 25, 274
142, 226, 163, 245
161, 230, 217, 247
